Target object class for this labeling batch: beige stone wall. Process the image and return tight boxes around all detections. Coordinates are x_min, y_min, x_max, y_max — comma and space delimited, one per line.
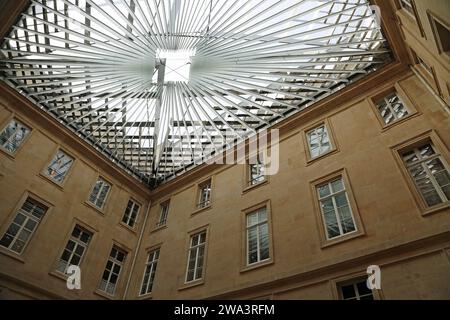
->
0, 0, 449, 301
394, 0, 450, 105
126, 71, 450, 299
0, 96, 151, 299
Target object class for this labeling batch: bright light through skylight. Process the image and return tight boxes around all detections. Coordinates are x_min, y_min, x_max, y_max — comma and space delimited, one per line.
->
156, 49, 196, 83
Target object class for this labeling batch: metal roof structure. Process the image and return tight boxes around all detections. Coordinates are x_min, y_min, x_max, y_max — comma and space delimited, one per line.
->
0, 0, 392, 186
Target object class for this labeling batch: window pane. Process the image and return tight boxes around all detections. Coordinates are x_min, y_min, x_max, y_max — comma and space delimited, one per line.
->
338, 205, 356, 234
0, 120, 30, 153
324, 211, 340, 239
340, 284, 356, 300
45, 150, 74, 183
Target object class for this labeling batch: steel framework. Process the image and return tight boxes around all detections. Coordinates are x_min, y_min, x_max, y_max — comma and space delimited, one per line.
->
0, 0, 391, 186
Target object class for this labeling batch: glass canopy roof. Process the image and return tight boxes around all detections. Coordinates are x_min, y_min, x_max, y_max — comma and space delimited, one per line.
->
0, 0, 391, 186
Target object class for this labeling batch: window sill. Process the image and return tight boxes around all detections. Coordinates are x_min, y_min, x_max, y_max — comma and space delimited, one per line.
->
0, 147, 16, 160
0, 247, 25, 263
306, 148, 339, 166
380, 112, 420, 132
191, 204, 212, 217
421, 201, 450, 216
138, 292, 153, 300
151, 224, 168, 233
93, 289, 114, 300
48, 270, 68, 282
178, 279, 204, 291
83, 201, 106, 216
38, 173, 65, 191
118, 222, 138, 234
240, 259, 274, 273
242, 179, 268, 194
320, 231, 365, 249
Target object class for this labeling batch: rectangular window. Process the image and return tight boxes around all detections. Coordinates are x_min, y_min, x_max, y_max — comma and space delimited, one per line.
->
400, 0, 415, 17
157, 201, 170, 227
339, 279, 374, 300
430, 14, 450, 56
44, 149, 74, 183
249, 162, 265, 186
317, 178, 357, 240
0, 197, 47, 254
375, 92, 409, 125
0, 119, 30, 154
401, 143, 450, 207
121, 199, 140, 228
88, 177, 111, 209
307, 124, 331, 159
140, 248, 160, 295
99, 246, 127, 295
197, 180, 211, 209
57, 225, 92, 273
185, 231, 206, 283
246, 207, 270, 265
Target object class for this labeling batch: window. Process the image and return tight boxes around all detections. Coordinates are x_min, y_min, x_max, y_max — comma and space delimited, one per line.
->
0, 197, 47, 254
375, 92, 409, 125
400, 0, 415, 17
248, 161, 265, 186
57, 225, 92, 273
0, 119, 30, 154
88, 177, 111, 209
246, 207, 270, 265
44, 149, 74, 183
197, 180, 211, 209
185, 231, 206, 283
339, 279, 374, 300
157, 201, 169, 227
401, 143, 450, 207
306, 124, 332, 159
99, 246, 127, 295
317, 178, 357, 240
122, 199, 140, 228
429, 14, 450, 56
140, 248, 160, 295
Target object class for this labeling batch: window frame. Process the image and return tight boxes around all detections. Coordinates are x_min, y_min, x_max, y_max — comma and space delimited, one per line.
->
185, 230, 207, 284
156, 200, 170, 228
241, 200, 274, 272
0, 191, 53, 258
192, 178, 214, 214
121, 198, 141, 229
97, 243, 128, 297
0, 116, 32, 158
310, 169, 365, 248
49, 218, 98, 281
86, 175, 112, 212
55, 223, 93, 275
303, 119, 338, 164
40, 147, 76, 187
139, 246, 161, 297
368, 83, 419, 130
392, 130, 450, 215
332, 274, 383, 300
428, 11, 450, 59
178, 225, 209, 290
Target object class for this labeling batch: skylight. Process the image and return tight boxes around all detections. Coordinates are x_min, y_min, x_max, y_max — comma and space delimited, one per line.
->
156, 49, 195, 83
0, 0, 391, 186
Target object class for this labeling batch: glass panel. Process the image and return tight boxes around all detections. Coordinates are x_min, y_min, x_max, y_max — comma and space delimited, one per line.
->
318, 184, 331, 198
324, 211, 340, 239
340, 284, 356, 300
45, 150, 74, 182
13, 213, 26, 225
338, 205, 356, 234
331, 179, 344, 193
